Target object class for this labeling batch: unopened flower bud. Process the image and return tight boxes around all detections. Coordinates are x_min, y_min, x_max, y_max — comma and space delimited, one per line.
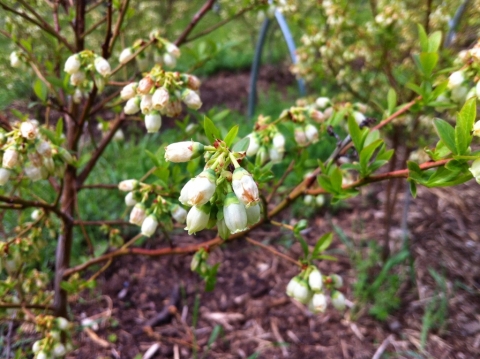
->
185, 204, 210, 234
94, 56, 111, 77
316, 195, 325, 207
293, 278, 311, 304
269, 147, 283, 164
448, 70, 465, 89
58, 147, 74, 164
171, 204, 187, 223
10, 51, 21, 68
257, 146, 269, 164
331, 290, 346, 311
129, 203, 147, 226
124, 96, 141, 115
223, 192, 248, 234
245, 202, 261, 226
64, 54, 81, 74
37, 351, 48, 359
191, 251, 203, 271
187, 75, 201, 91
20, 121, 37, 140
308, 267, 323, 292
70, 71, 85, 86
3, 148, 19, 169
217, 217, 230, 239
309, 292, 328, 313
232, 167, 259, 207
32, 340, 42, 353
451, 85, 468, 103
331, 274, 343, 288
165, 141, 205, 162
0, 168, 10, 185
25, 165, 43, 181
286, 276, 299, 297
305, 124, 319, 143
125, 192, 137, 207
118, 179, 138, 191
469, 158, 480, 183
145, 112, 162, 133
119, 47, 135, 64
140, 94, 153, 114
137, 77, 154, 95
28, 152, 43, 167
473, 121, 480, 137
73, 88, 83, 104
272, 132, 285, 152
304, 194, 314, 206
184, 169, 216, 206
120, 83, 138, 100
163, 53, 177, 68
43, 157, 55, 173
165, 99, 182, 117
152, 87, 170, 110
246, 133, 260, 157
166, 42, 181, 58
53, 343, 66, 358
294, 126, 309, 147
56, 317, 69, 330
141, 214, 158, 237
182, 89, 202, 110
315, 97, 330, 109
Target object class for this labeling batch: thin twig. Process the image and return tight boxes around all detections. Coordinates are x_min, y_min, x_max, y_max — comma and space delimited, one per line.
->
174, 0, 216, 46
245, 237, 301, 267
266, 159, 295, 203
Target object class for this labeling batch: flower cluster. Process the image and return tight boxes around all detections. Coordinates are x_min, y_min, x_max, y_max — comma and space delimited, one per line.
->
286, 266, 346, 313
118, 179, 187, 237
64, 51, 111, 92
31, 316, 73, 359
0, 120, 74, 186
165, 140, 262, 238
120, 65, 202, 133
244, 97, 369, 166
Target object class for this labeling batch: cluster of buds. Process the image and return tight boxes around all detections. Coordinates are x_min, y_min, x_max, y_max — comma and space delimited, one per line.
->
118, 179, 187, 237
165, 140, 262, 239
0, 120, 74, 186
32, 316, 73, 359
303, 194, 325, 208
64, 51, 111, 92
286, 266, 346, 313
149, 32, 182, 68
245, 119, 286, 165
121, 65, 202, 133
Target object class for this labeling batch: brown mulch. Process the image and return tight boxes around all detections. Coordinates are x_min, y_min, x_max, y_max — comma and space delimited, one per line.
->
69, 176, 480, 357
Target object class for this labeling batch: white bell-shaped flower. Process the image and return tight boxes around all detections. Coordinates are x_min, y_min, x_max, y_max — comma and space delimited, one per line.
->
141, 214, 158, 237
308, 267, 323, 292
165, 141, 205, 162
185, 169, 216, 206
140, 94, 153, 114
232, 167, 259, 207
309, 292, 328, 313
120, 83, 138, 100
2, 148, 19, 169
305, 124, 319, 143
64, 54, 81, 74
94, 56, 111, 77
129, 203, 147, 226
145, 111, 162, 133
119, 47, 134, 64
331, 290, 346, 311
0, 168, 10, 185
124, 96, 141, 115
152, 87, 170, 110
223, 193, 248, 234
185, 204, 210, 234
245, 202, 261, 226
118, 179, 138, 192
171, 205, 187, 223
182, 89, 202, 110
246, 133, 260, 157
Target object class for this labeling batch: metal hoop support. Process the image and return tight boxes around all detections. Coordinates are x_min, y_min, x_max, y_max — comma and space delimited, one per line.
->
247, 9, 306, 119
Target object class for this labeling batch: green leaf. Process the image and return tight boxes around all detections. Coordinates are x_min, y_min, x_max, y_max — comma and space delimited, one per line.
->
207, 325, 222, 347
56, 118, 64, 139
359, 139, 383, 176
428, 31, 442, 52
224, 125, 239, 148
406, 82, 423, 96
417, 24, 429, 52
419, 52, 438, 77
455, 98, 476, 155
330, 167, 343, 193
232, 136, 250, 152
433, 119, 456, 154
205, 263, 220, 291
33, 79, 48, 102
312, 254, 338, 261
211, 109, 230, 122
145, 150, 161, 167
409, 180, 417, 198
311, 232, 333, 258
387, 88, 396, 114
317, 175, 334, 193
347, 116, 363, 151
204, 116, 220, 144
